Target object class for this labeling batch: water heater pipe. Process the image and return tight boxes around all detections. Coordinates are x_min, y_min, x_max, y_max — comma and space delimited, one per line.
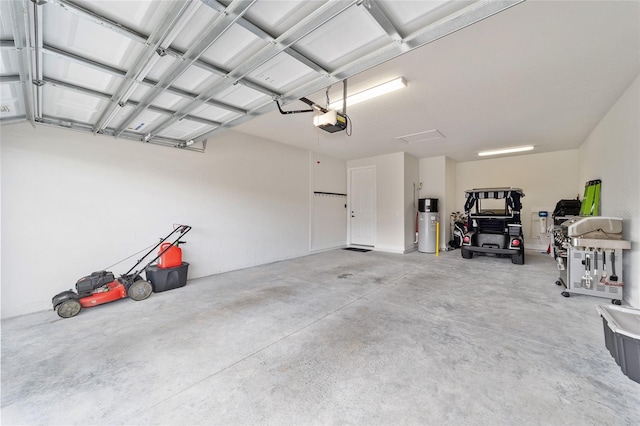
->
436, 221, 440, 257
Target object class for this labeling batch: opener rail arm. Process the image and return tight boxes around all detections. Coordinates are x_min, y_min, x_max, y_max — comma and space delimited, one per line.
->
275, 97, 329, 115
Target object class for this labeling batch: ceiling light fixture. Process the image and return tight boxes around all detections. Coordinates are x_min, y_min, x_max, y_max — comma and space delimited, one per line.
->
328, 77, 406, 110
478, 145, 534, 157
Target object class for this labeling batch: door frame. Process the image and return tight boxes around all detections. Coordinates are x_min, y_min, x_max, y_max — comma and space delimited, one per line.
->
347, 165, 377, 247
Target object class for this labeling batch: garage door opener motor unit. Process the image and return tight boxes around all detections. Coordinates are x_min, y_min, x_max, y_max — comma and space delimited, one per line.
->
51, 224, 191, 318
274, 79, 349, 134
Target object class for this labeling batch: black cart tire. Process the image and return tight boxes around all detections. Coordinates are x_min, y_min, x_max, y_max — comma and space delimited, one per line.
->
561, 291, 570, 298
555, 280, 562, 286
461, 248, 473, 259
128, 280, 153, 301
612, 299, 622, 305
511, 250, 525, 265
57, 300, 81, 318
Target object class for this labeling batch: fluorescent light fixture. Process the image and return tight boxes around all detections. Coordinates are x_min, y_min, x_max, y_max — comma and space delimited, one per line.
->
478, 145, 534, 157
329, 77, 406, 110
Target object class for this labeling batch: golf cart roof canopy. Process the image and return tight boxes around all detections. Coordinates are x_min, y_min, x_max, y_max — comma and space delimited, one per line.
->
464, 187, 525, 213
464, 187, 525, 198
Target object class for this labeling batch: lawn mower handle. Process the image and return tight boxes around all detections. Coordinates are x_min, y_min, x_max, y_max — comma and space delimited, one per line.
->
123, 224, 191, 278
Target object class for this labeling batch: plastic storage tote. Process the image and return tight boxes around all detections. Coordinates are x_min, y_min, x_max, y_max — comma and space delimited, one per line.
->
146, 262, 189, 293
596, 304, 640, 383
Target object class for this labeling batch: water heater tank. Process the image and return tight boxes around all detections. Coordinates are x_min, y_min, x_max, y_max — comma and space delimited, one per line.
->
419, 198, 438, 213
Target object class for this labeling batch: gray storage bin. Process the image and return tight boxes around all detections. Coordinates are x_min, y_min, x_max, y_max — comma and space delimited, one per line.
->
596, 304, 640, 383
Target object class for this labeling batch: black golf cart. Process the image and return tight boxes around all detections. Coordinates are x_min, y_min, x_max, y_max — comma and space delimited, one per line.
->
460, 187, 525, 265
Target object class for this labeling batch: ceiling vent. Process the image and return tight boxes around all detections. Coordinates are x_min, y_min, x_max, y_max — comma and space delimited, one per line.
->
396, 129, 445, 144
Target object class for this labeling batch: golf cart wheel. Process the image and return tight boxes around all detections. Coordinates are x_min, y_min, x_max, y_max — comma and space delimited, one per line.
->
56, 300, 81, 318
511, 250, 525, 265
555, 280, 562, 286
561, 291, 570, 298
128, 280, 153, 301
461, 248, 473, 259
612, 299, 622, 305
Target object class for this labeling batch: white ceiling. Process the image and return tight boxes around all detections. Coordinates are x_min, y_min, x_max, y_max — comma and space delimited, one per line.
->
1, 0, 639, 161
236, 0, 640, 161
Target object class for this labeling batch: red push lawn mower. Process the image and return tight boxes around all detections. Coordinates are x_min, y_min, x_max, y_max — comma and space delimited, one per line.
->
52, 224, 191, 318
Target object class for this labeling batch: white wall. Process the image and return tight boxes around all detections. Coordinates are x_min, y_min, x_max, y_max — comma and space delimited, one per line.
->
310, 152, 347, 251
578, 74, 640, 307
419, 157, 445, 202
456, 150, 579, 250
347, 152, 406, 253
404, 153, 419, 252
418, 156, 450, 250
445, 157, 457, 245
0, 139, 2, 313
1, 123, 346, 318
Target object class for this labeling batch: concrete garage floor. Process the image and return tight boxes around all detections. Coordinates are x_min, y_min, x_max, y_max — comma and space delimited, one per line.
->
2, 249, 639, 425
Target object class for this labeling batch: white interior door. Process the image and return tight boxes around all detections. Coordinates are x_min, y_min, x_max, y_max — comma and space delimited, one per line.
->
349, 166, 376, 246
